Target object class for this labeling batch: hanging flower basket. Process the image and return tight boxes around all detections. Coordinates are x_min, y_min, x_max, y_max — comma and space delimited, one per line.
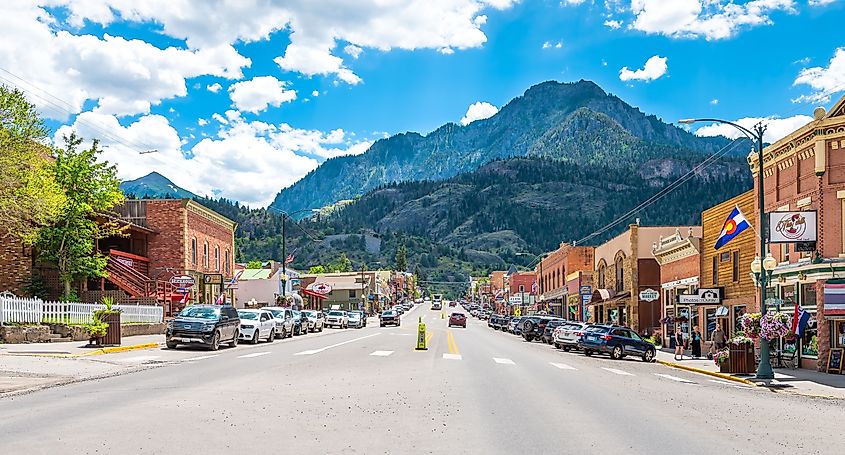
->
740, 313, 762, 339
729, 335, 754, 346
760, 312, 790, 340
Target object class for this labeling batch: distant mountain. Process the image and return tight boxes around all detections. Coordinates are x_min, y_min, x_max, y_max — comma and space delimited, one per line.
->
119, 172, 197, 199
270, 80, 733, 214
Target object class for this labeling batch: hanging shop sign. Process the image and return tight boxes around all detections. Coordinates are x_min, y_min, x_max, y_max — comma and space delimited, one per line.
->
638, 288, 660, 302
170, 275, 196, 288
311, 282, 333, 295
678, 288, 722, 305
768, 211, 817, 243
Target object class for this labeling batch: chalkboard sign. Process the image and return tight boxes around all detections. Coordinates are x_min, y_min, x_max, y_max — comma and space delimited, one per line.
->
826, 348, 843, 374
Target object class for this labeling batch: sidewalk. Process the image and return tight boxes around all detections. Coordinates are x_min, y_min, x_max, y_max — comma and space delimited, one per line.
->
656, 349, 845, 399
0, 334, 164, 357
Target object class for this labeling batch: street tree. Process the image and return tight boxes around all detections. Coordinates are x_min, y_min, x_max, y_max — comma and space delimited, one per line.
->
308, 265, 326, 274
328, 252, 353, 272
0, 85, 65, 243
36, 134, 124, 299
394, 244, 407, 272
246, 260, 263, 269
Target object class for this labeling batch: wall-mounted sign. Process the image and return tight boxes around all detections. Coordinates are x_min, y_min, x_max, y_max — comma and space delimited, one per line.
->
795, 241, 817, 252
769, 211, 817, 243
678, 288, 722, 305
170, 275, 196, 288
204, 274, 223, 284
639, 288, 659, 302
311, 282, 332, 294
579, 285, 592, 296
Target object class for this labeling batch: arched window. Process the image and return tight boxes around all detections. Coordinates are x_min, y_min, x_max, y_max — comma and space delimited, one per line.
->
203, 241, 209, 268
191, 237, 197, 265
224, 249, 230, 274
597, 260, 607, 289
614, 253, 625, 292
214, 246, 220, 271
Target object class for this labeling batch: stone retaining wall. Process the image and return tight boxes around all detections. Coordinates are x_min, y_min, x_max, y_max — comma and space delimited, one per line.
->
1, 322, 165, 343
0, 325, 51, 344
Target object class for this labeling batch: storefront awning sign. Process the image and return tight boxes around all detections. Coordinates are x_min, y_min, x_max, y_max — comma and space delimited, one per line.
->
311, 282, 332, 295
824, 282, 845, 316
169, 275, 195, 288
678, 288, 722, 305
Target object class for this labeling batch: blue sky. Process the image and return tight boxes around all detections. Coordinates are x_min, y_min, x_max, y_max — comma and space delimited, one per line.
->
1, 1, 843, 206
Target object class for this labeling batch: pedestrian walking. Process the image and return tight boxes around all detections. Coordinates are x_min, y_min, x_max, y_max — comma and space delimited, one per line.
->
674, 327, 685, 360
712, 324, 727, 350
691, 327, 702, 358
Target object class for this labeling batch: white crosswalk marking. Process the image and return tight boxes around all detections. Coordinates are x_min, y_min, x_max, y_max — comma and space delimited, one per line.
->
654, 373, 695, 383
182, 354, 219, 362
550, 362, 577, 370
370, 350, 394, 356
237, 352, 270, 359
601, 367, 633, 376
443, 354, 462, 360
493, 357, 515, 365
294, 333, 381, 356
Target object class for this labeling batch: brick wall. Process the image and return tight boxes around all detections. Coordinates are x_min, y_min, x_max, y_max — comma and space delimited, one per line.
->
659, 255, 700, 286
0, 233, 31, 295
509, 272, 537, 294
145, 200, 188, 274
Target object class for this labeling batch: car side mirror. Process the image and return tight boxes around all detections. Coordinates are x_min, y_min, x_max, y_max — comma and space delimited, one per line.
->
221, 316, 229, 322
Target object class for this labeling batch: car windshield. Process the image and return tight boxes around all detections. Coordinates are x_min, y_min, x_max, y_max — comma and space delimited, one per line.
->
264, 309, 283, 317
301, 311, 314, 317
585, 326, 608, 333
348, 313, 360, 319
383, 311, 395, 316
179, 307, 220, 319
238, 312, 258, 320
451, 313, 464, 317
328, 311, 344, 316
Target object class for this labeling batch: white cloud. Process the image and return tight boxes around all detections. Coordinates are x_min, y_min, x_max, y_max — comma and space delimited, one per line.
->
543, 41, 563, 49
809, 0, 837, 5
344, 45, 363, 59
604, 19, 622, 29
710, 98, 719, 105
619, 55, 668, 82
793, 47, 845, 103
460, 101, 499, 126
693, 115, 814, 144
560, 0, 588, 5
627, 0, 795, 40
311, 90, 320, 97
198, 118, 208, 126
207, 83, 222, 93
228, 76, 297, 113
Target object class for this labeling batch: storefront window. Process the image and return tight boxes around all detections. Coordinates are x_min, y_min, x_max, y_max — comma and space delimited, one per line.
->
801, 283, 816, 307
733, 305, 746, 336
705, 308, 716, 341
835, 321, 845, 349
782, 285, 796, 308
801, 314, 818, 358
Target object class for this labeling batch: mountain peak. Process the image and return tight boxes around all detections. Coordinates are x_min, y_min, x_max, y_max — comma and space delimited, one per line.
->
120, 172, 197, 199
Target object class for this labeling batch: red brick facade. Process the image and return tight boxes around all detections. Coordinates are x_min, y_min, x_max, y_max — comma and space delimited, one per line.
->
0, 233, 32, 296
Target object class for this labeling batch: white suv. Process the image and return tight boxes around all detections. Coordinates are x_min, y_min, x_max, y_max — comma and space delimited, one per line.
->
553, 322, 589, 351
325, 310, 348, 329
237, 309, 276, 344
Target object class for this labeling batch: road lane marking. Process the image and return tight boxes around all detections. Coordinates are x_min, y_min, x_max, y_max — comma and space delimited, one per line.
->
493, 358, 515, 365
550, 362, 577, 370
655, 373, 695, 383
182, 354, 220, 362
370, 350, 394, 356
708, 379, 733, 385
601, 367, 633, 376
443, 354, 462, 360
238, 352, 271, 359
446, 330, 460, 355
113, 355, 160, 363
294, 333, 381, 356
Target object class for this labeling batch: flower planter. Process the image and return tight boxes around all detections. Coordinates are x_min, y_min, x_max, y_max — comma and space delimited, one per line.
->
724, 344, 755, 374
99, 312, 122, 346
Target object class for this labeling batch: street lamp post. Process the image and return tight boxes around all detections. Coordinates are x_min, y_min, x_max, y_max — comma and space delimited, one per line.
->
679, 118, 773, 380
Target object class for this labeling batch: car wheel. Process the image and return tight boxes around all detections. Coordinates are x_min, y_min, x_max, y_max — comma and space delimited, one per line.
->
230, 332, 239, 347
643, 349, 655, 362
209, 331, 220, 351
166, 340, 178, 349
554, 342, 561, 349
523, 335, 534, 342
563, 346, 571, 352
268, 329, 275, 342
584, 349, 593, 356
319, 325, 323, 332
611, 345, 623, 360
251, 330, 260, 344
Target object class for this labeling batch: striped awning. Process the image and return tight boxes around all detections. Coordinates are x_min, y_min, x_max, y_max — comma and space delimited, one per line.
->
824, 281, 845, 316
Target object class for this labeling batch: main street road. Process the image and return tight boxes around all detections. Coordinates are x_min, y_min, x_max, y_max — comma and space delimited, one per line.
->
1, 304, 842, 454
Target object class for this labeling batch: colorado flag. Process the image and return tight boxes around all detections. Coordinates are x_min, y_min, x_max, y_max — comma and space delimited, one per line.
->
715, 206, 750, 250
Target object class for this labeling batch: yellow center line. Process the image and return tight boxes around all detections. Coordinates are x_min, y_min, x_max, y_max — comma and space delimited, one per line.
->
447, 330, 460, 355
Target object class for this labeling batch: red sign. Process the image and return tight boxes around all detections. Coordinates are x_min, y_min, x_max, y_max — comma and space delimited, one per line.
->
311, 282, 332, 295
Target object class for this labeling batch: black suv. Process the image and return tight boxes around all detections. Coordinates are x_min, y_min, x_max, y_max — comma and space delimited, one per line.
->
166, 305, 240, 351
577, 324, 656, 362
521, 316, 562, 342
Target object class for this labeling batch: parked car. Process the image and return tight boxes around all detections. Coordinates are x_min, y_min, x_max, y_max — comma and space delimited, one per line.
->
166, 304, 240, 350
431, 302, 441, 310
553, 322, 589, 351
394, 306, 405, 315
542, 319, 567, 344
577, 324, 656, 362
237, 309, 276, 344
488, 314, 502, 329
499, 315, 512, 331
379, 310, 400, 327
448, 312, 467, 328
261, 306, 295, 338
292, 310, 309, 335
299, 310, 325, 332
326, 310, 348, 328
520, 316, 562, 342
347, 311, 364, 328
508, 317, 524, 334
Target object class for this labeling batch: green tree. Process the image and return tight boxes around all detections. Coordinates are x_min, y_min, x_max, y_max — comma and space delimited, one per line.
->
308, 265, 326, 274
246, 260, 263, 269
394, 244, 407, 272
36, 134, 124, 298
0, 85, 65, 243
328, 252, 353, 272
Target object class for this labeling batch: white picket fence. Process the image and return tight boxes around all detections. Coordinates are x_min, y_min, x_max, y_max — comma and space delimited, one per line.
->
0, 296, 163, 325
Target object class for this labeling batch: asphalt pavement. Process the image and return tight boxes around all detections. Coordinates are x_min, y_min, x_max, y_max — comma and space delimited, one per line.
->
1, 304, 843, 454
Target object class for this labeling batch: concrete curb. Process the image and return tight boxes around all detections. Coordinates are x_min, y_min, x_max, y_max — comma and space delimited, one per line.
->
657, 359, 757, 386
2, 342, 161, 358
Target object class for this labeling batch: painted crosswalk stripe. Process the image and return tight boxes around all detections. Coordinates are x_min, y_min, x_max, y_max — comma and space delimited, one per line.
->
370, 350, 394, 356
294, 333, 382, 356
182, 354, 220, 362
655, 373, 695, 383
550, 362, 577, 370
237, 352, 271, 359
601, 367, 633, 376
443, 353, 462, 360
493, 357, 515, 365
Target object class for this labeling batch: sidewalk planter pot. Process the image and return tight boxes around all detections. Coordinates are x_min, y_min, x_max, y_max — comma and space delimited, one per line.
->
725, 344, 756, 374
100, 311, 122, 346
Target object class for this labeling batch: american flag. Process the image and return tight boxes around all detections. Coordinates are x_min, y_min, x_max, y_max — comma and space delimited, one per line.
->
179, 290, 191, 304
284, 254, 295, 265
531, 280, 538, 294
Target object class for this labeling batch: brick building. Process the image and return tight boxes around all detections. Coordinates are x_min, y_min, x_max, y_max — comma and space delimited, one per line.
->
508, 271, 537, 312
536, 243, 594, 318
751, 96, 845, 370
652, 228, 702, 347
0, 235, 32, 296
591, 224, 700, 335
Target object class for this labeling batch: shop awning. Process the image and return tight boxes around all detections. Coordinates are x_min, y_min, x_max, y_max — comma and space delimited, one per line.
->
824, 281, 845, 316
591, 290, 630, 306
301, 289, 328, 300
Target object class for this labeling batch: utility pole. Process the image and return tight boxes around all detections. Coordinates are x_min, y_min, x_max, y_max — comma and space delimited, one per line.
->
281, 213, 286, 299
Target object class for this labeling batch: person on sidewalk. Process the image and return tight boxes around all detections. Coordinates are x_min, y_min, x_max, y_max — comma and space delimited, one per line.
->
712, 324, 727, 350
691, 327, 702, 359
674, 327, 685, 360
